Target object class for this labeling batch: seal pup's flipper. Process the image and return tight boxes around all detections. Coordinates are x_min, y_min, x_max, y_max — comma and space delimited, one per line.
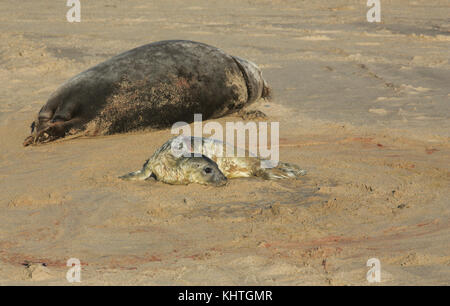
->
119, 159, 154, 181
255, 161, 307, 180
277, 162, 307, 177
119, 170, 155, 181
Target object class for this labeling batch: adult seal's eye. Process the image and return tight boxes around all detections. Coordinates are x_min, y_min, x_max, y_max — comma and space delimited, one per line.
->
204, 167, 212, 174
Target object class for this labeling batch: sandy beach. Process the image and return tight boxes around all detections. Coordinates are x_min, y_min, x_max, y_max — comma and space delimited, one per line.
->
0, 0, 449, 285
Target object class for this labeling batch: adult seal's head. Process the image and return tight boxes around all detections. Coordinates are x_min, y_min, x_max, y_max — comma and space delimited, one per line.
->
232, 56, 272, 103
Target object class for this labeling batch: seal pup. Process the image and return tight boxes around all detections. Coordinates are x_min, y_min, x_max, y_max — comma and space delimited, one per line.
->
120, 136, 307, 186
120, 138, 228, 186
24, 40, 271, 146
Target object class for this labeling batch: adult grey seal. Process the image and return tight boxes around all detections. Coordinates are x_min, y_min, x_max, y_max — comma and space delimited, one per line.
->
120, 136, 307, 186
23, 40, 271, 146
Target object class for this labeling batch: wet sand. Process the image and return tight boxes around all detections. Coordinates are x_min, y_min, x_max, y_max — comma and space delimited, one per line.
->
0, 0, 449, 285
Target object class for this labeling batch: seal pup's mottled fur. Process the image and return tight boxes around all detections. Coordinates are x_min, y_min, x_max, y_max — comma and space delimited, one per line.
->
120, 136, 307, 186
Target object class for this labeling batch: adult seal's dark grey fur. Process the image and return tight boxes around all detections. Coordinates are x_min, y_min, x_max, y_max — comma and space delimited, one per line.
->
24, 40, 271, 146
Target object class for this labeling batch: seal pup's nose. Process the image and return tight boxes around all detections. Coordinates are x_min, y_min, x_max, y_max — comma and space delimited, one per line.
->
212, 174, 228, 187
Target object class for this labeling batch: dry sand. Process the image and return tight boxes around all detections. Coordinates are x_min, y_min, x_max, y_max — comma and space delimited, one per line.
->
0, 0, 449, 285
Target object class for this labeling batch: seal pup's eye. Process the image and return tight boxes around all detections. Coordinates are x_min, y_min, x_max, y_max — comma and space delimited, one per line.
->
204, 167, 213, 174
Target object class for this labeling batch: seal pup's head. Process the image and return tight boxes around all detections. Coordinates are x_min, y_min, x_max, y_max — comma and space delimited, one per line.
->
177, 155, 227, 186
